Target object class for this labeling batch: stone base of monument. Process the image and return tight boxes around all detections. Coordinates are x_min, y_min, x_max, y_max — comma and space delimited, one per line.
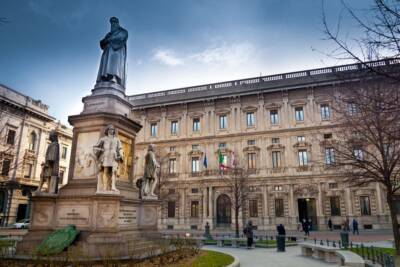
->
17, 184, 162, 258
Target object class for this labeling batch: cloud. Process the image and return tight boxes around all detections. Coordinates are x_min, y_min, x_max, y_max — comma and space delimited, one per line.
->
192, 42, 255, 66
152, 49, 184, 66
151, 42, 255, 67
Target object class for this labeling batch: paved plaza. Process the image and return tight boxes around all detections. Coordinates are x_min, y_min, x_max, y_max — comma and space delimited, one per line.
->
206, 246, 336, 267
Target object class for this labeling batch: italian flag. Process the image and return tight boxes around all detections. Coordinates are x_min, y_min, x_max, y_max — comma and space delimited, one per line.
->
218, 149, 229, 170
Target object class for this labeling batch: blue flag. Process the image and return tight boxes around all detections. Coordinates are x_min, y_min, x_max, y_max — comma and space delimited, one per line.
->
203, 153, 208, 169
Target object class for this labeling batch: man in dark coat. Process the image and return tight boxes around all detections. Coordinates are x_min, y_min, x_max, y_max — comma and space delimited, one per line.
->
244, 220, 254, 249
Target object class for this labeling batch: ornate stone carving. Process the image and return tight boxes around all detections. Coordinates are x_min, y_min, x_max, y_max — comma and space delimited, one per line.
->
293, 184, 319, 197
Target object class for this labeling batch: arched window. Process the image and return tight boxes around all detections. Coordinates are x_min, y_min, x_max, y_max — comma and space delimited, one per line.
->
28, 131, 37, 151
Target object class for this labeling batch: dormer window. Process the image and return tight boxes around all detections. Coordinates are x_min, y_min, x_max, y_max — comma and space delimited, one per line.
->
297, 136, 305, 142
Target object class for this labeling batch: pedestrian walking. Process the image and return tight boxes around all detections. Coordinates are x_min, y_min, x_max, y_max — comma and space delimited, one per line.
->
352, 218, 359, 235
328, 218, 333, 231
243, 220, 254, 249
277, 224, 286, 236
302, 219, 310, 236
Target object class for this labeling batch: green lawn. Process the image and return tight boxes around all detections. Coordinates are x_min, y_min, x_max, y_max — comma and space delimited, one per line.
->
192, 250, 234, 267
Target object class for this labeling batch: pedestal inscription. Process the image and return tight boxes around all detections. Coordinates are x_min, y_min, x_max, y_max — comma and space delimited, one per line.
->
118, 206, 137, 226
56, 205, 90, 227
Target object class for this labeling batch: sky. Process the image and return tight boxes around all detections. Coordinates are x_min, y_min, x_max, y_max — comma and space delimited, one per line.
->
0, 0, 373, 125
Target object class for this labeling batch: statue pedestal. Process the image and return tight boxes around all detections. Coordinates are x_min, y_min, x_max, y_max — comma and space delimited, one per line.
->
17, 87, 162, 258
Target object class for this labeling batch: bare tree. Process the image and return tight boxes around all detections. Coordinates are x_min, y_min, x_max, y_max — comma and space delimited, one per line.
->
322, 78, 400, 254
322, 0, 400, 255
221, 163, 250, 238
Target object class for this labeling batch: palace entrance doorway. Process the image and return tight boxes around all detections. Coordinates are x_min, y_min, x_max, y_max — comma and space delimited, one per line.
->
216, 194, 231, 227
298, 198, 317, 230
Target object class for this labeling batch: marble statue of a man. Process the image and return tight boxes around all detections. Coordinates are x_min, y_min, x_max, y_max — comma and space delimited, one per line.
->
96, 17, 128, 88
37, 130, 60, 194
142, 144, 159, 199
93, 125, 124, 193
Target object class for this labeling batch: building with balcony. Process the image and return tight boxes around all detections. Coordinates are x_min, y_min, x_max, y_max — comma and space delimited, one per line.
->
129, 59, 400, 232
0, 84, 72, 226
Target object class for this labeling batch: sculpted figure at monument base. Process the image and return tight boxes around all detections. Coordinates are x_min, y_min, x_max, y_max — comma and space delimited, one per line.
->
93, 124, 124, 194
35, 130, 60, 194
141, 144, 159, 199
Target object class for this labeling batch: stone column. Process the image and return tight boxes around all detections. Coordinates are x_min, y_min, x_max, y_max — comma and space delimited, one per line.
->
262, 185, 268, 226
317, 183, 324, 226
209, 186, 213, 228
289, 184, 295, 225
376, 182, 384, 215
202, 187, 207, 221
345, 188, 353, 216
180, 188, 186, 226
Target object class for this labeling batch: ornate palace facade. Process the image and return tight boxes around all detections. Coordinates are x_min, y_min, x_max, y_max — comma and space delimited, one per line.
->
129, 59, 398, 231
0, 84, 72, 226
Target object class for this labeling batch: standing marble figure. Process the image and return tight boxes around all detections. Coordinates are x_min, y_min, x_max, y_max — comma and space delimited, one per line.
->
96, 17, 128, 87
93, 125, 124, 193
37, 130, 60, 194
142, 144, 159, 198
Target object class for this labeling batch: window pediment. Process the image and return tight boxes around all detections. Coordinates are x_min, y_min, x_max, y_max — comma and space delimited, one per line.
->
293, 141, 311, 149
188, 112, 204, 118
188, 150, 203, 157
243, 146, 260, 152
315, 95, 332, 104
264, 102, 282, 109
267, 144, 285, 150
167, 151, 181, 158
242, 106, 258, 112
215, 108, 231, 115
148, 117, 160, 123
290, 100, 307, 107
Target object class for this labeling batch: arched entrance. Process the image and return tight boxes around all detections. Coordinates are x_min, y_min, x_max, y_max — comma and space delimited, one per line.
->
216, 194, 231, 227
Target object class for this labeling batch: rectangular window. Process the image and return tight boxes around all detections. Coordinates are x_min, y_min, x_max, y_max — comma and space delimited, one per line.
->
272, 137, 280, 144
218, 142, 226, 148
298, 150, 308, 166
168, 188, 175, 194
193, 118, 200, 132
272, 151, 281, 168
167, 201, 176, 218
325, 148, 335, 165
168, 158, 177, 174
247, 153, 256, 169
353, 149, 364, 160
320, 104, 331, 120
348, 102, 357, 115
246, 112, 255, 127
360, 196, 371, 215
219, 115, 227, 129
6, 129, 16, 145
330, 196, 341, 216
275, 199, 284, 217
328, 183, 338, 189
171, 121, 178, 135
170, 146, 176, 152
247, 140, 256, 146
150, 123, 157, 137
62, 146, 68, 159
249, 199, 258, 217
295, 107, 304, 121
1, 159, 11, 176
191, 157, 200, 173
191, 188, 199, 194
270, 110, 279, 125
59, 170, 65, 184
324, 133, 332, 139
192, 144, 199, 150
297, 136, 305, 142
274, 185, 283, 191
24, 163, 33, 178
191, 201, 199, 218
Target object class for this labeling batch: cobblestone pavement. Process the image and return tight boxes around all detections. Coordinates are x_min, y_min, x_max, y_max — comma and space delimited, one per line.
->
205, 246, 336, 267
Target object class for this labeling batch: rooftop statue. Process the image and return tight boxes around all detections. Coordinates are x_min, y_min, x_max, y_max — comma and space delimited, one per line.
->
96, 17, 128, 88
